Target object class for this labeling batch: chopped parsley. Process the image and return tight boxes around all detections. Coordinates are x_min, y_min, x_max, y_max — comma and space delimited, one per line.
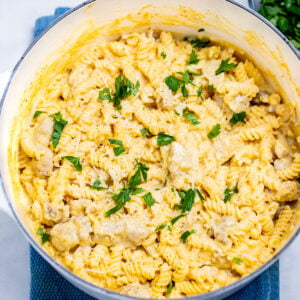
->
232, 257, 243, 265
198, 28, 205, 32
223, 187, 238, 203
33, 110, 46, 119
155, 224, 167, 232
190, 38, 211, 48
142, 192, 156, 207
207, 124, 221, 139
215, 58, 238, 75
166, 280, 174, 295
230, 111, 247, 124
50, 112, 68, 148
157, 133, 175, 146
180, 229, 196, 243
187, 49, 199, 65
175, 188, 204, 213
140, 128, 152, 138
98, 74, 140, 110
171, 213, 187, 225
165, 75, 182, 93
108, 139, 125, 156
90, 178, 105, 191
174, 110, 180, 116
131, 187, 145, 195
61, 156, 82, 171
208, 84, 215, 93
181, 85, 188, 98
161, 51, 167, 59
197, 85, 203, 99
183, 108, 200, 125
128, 161, 149, 188
37, 228, 50, 244
105, 187, 131, 217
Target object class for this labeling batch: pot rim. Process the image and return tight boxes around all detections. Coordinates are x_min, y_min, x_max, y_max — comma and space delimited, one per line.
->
0, 0, 299, 299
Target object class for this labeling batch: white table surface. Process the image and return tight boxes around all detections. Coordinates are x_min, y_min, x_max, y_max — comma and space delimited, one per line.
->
0, 1, 299, 299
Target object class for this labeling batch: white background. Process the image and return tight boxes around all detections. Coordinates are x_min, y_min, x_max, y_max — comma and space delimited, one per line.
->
0, 1, 299, 299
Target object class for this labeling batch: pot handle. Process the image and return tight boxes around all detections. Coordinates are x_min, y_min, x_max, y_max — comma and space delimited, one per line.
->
0, 178, 14, 219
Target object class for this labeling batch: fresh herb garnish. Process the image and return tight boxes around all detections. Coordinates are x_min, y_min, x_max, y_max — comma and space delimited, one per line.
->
161, 51, 167, 59
90, 178, 106, 191
171, 213, 187, 225
208, 84, 215, 93
155, 224, 167, 232
165, 75, 182, 93
157, 133, 175, 146
33, 110, 46, 119
37, 228, 50, 244
223, 187, 238, 203
98, 74, 140, 110
215, 58, 238, 75
181, 85, 188, 98
142, 192, 156, 207
259, 0, 300, 50
183, 108, 200, 125
175, 188, 204, 213
232, 257, 243, 265
198, 28, 205, 32
197, 85, 203, 99
140, 128, 151, 137
105, 187, 131, 217
108, 139, 126, 156
50, 112, 68, 148
230, 111, 247, 124
207, 124, 221, 139
187, 49, 200, 65
128, 161, 149, 188
190, 38, 211, 48
174, 110, 180, 116
131, 187, 145, 195
61, 156, 82, 171
166, 280, 174, 295
180, 229, 196, 243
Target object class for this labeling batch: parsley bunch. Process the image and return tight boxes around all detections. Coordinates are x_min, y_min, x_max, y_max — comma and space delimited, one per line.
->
175, 188, 204, 213
98, 74, 140, 110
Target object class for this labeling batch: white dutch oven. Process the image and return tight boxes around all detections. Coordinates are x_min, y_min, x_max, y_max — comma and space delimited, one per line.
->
0, 0, 299, 299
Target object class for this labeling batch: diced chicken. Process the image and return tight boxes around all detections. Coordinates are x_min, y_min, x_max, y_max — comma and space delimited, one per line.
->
120, 283, 150, 298
94, 217, 151, 247
50, 217, 91, 251
274, 135, 290, 158
33, 149, 54, 176
43, 202, 70, 225
228, 95, 250, 112
211, 217, 237, 248
274, 156, 292, 170
277, 181, 298, 202
33, 117, 53, 149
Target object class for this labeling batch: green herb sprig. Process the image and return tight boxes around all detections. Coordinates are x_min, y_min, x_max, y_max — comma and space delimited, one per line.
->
215, 58, 238, 75
50, 112, 68, 148
108, 139, 126, 156
61, 156, 82, 171
37, 228, 50, 244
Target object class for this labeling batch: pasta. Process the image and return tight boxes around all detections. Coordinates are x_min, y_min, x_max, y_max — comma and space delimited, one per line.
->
15, 28, 299, 298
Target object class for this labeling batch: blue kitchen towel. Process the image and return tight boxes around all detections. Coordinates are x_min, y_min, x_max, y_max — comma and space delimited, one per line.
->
30, 7, 280, 300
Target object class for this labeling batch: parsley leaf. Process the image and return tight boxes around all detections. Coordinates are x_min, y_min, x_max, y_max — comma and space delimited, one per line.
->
196, 189, 205, 201
223, 187, 238, 203
198, 28, 205, 32
161, 51, 167, 59
207, 124, 221, 139
155, 224, 167, 232
99, 74, 140, 110
183, 108, 200, 125
105, 187, 131, 217
142, 192, 156, 207
175, 189, 196, 213
109, 139, 125, 156
232, 257, 243, 265
181, 85, 188, 98
61, 156, 82, 171
187, 49, 199, 65
37, 228, 50, 244
98, 87, 112, 101
140, 128, 151, 138
90, 178, 106, 191
178, 71, 193, 85
180, 229, 196, 243
230, 111, 247, 124
166, 280, 174, 295
131, 187, 145, 195
157, 133, 175, 146
208, 84, 215, 93
190, 38, 211, 48
33, 110, 46, 119
165, 75, 182, 92
50, 112, 68, 148
215, 58, 238, 75
174, 110, 180, 116
171, 213, 187, 225
197, 85, 203, 99
129, 161, 149, 188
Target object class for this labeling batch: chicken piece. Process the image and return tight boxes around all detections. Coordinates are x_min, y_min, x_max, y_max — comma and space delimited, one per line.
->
277, 181, 298, 202
43, 202, 70, 225
228, 95, 250, 112
33, 149, 54, 176
94, 217, 151, 247
120, 283, 150, 298
50, 216, 91, 251
274, 156, 293, 170
274, 134, 290, 158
